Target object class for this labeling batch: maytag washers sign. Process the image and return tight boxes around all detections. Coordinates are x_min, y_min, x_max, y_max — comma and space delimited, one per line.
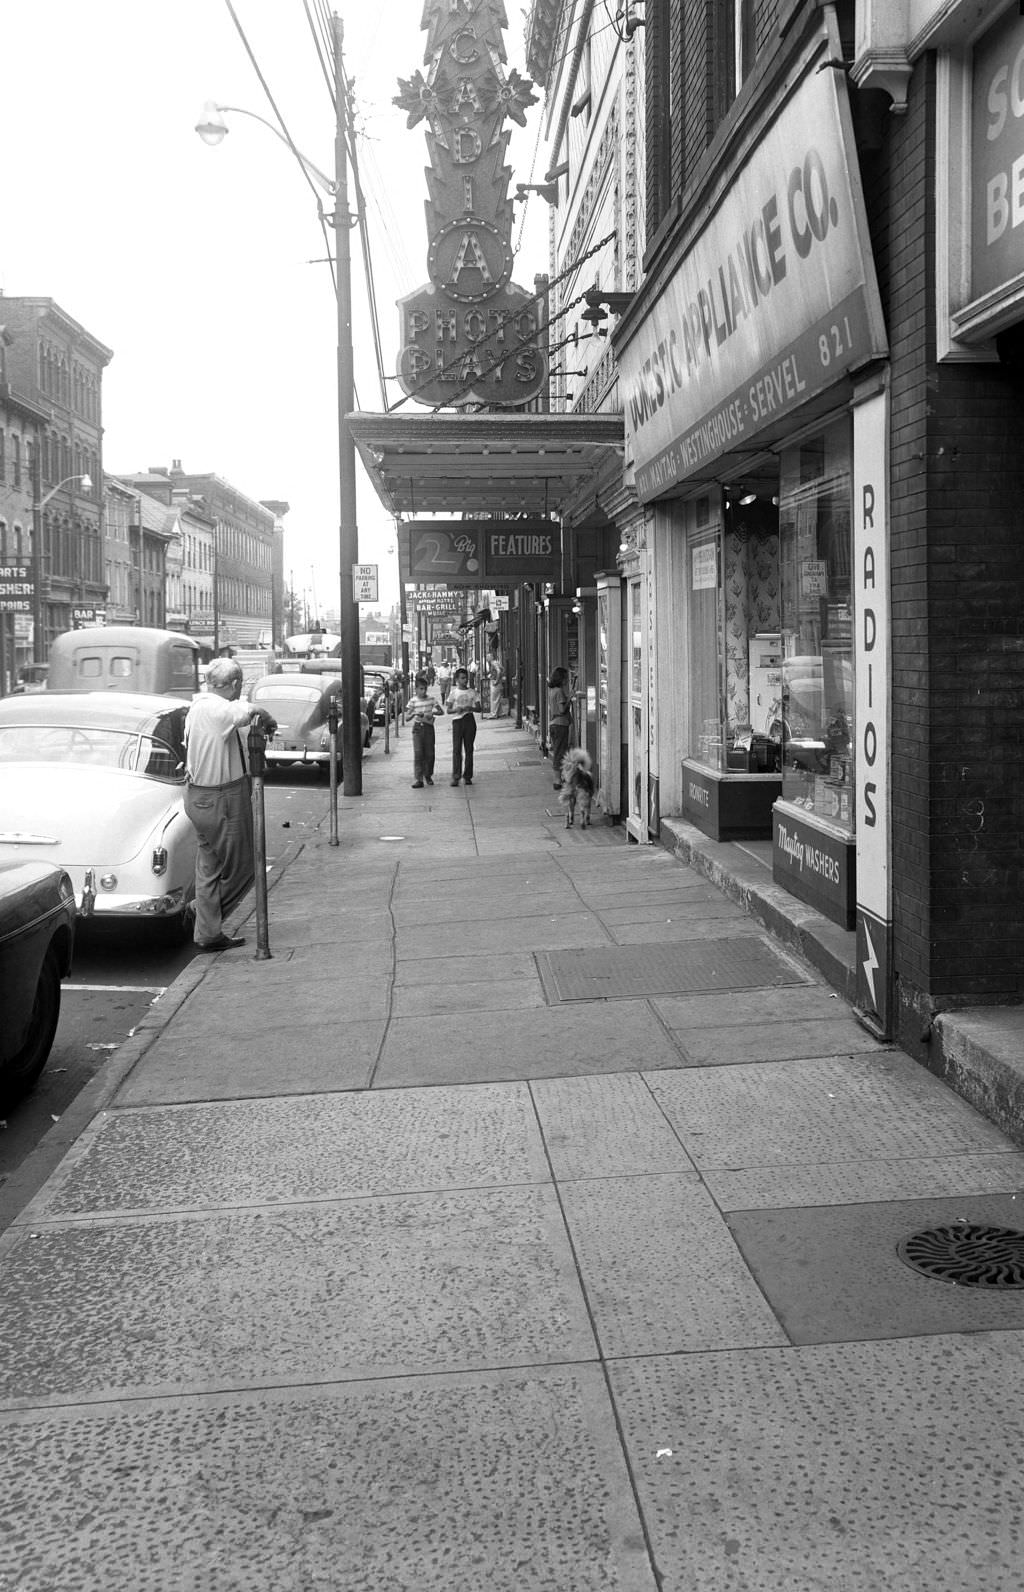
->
618, 20, 887, 500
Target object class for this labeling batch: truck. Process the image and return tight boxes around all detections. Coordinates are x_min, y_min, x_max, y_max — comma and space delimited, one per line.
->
46, 627, 201, 699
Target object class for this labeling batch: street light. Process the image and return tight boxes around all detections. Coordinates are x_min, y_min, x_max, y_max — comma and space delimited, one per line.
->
32, 470, 93, 663
195, 13, 363, 794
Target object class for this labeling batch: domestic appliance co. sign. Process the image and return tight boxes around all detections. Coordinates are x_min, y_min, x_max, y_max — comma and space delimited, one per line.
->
617, 21, 887, 501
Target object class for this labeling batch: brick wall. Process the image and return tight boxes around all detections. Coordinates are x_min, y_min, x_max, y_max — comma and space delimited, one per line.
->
865, 56, 1024, 1028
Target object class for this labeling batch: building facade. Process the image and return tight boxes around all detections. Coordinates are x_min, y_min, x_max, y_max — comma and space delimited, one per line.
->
116, 463, 283, 654
597, 0, 1024, 1042
0, 296, 111, 659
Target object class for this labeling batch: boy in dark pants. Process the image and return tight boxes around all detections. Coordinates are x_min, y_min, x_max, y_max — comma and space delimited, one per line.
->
446, 666, 480, 785
404, 675, 443, 787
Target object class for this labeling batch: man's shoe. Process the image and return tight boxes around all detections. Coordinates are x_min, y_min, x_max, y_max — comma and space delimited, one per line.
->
464, 778, 473, 785
196, 934, 245, 952
425, 777, 434, 785
450, 778, 460, 786
411, 780, 424, 788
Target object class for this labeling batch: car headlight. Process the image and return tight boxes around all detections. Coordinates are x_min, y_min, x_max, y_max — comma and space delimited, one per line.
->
152, 846, 168, 876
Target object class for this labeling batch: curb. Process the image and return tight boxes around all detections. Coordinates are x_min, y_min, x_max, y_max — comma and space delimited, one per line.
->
0, 836, 307, 1235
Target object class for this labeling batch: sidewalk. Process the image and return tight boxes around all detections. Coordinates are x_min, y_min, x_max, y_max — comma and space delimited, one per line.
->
2, 711, 1023, 1590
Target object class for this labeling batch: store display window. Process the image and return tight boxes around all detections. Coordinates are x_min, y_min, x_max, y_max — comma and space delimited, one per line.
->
686, 492, 782, 774
777, 419, 855, 833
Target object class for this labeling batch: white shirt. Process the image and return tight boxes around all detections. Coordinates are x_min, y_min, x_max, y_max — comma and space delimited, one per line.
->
184, 692, 254, 785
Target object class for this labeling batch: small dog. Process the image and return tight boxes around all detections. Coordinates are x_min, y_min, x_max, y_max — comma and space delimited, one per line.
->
558, 748, 595, 828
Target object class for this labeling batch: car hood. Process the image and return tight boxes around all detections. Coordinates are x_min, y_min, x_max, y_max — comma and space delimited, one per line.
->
0, 765, 184, 865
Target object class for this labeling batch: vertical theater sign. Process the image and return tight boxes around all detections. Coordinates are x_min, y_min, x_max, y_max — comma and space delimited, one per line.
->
394, 0, 547, 407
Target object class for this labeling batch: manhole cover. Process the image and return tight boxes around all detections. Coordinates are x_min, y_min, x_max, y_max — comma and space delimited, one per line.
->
897, 1224, 1024, 1289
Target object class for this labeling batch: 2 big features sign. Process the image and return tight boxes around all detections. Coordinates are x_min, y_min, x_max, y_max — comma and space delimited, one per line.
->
617, 19, 888, 500
406, 519, 561, 585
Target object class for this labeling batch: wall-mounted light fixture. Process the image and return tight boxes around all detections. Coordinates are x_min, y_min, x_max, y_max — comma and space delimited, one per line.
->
581, 288, 634, 326
515, 179, 559, 205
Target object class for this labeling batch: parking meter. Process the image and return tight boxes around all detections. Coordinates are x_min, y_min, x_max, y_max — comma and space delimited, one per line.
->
327, 693, 340, 847
247, 717, 272, 959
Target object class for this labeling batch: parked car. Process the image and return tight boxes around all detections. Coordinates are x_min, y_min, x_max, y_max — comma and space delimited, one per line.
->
250, 673, 370, 776
361, 668, 391, 726
13, 663, 49, 694
0, 860, 76, 1107
0, 692, 197, 940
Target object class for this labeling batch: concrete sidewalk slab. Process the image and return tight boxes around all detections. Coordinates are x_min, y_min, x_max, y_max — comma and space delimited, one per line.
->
531, 1073, 696, 1179
374, 1000, 683, 1088
0, 1184, 597, 1403
560, 1172, 789, 1355
0, 1368, 658, 1592
392, 976, 548, 1017
703, 1149, 1024, 1210
33, 1084, 549, 1217
609, 1337, 1024, 1591
648, 1052, 1013, 1168
114, 1021, 384, 1105
673, 1015, 887, 1066
728, 1191, 1024, 1344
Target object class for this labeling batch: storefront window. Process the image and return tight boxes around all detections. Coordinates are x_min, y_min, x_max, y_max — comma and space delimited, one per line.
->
687, 491, 782, 774
687, 499, 724, 771
777, 419, 854, 832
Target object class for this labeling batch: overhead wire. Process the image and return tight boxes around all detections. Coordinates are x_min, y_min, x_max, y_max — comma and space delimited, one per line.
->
302, 0, 336, 108
220, 0, 338, 296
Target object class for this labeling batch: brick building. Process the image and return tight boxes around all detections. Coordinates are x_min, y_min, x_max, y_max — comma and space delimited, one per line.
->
0, 296, 111, 659
116, 464, 284, 654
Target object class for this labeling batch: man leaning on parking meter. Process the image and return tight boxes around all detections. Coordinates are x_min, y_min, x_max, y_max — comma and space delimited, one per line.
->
183, 657, 276, 952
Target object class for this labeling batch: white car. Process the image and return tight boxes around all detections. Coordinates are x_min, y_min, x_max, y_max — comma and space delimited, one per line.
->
0, 692, 198, 941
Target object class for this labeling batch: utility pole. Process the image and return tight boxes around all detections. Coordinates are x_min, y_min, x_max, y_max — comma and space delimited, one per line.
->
333, 12, 362, 795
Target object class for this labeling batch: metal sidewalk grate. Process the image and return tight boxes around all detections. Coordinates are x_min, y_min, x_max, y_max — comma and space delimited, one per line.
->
897, 1224, 1024, 1289
537, 937, 808, 1002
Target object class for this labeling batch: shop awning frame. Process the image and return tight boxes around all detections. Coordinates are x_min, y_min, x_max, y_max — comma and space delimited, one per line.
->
348, 411, 626, 518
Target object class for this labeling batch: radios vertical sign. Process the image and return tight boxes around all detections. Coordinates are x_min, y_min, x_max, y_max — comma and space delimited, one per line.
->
853, 383, 892, 1037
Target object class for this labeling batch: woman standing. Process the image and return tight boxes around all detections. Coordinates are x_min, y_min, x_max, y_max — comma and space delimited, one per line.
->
547, 666, 573, 789
446, 666, 480, 785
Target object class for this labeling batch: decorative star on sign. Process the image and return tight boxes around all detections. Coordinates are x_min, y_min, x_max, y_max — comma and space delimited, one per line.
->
394, 71, 441, 129
494, 68, 537, 126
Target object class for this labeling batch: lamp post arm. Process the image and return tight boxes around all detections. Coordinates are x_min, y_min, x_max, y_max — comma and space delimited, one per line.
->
36, 474, 87, 513
201, 104, 336, 196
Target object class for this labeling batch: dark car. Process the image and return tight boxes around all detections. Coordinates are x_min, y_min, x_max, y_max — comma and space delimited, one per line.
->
0, 861, 76, 1108
361, 668, 390, 727
250, 674, 370, 777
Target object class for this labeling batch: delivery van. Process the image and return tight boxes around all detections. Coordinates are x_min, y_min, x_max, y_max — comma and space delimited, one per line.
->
46, 627, 200, 699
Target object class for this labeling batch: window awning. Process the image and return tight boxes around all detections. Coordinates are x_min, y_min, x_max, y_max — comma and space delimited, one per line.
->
348, 411, 625, 518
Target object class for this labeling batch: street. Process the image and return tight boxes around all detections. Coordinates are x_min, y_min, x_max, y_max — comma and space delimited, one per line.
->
0, 769, 336, 1194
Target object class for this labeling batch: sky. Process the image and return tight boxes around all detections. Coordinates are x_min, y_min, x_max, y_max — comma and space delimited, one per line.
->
1, 0, 550, 619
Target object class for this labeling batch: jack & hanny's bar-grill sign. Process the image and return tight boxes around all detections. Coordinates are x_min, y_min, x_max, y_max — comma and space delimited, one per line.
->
407, 519, 561, 585
617, 14, 887, 501
394, 0, 546, 408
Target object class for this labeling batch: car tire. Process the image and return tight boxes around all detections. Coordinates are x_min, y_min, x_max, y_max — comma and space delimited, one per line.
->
0, 945, 61, 1109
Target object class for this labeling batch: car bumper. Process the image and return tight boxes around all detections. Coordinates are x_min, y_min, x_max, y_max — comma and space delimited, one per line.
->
78, 883, 192, 920
264, 747, 330, 765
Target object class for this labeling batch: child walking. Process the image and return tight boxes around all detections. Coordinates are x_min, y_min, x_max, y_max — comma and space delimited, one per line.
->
446, 666, 481, 785
404, 674, 443, 788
